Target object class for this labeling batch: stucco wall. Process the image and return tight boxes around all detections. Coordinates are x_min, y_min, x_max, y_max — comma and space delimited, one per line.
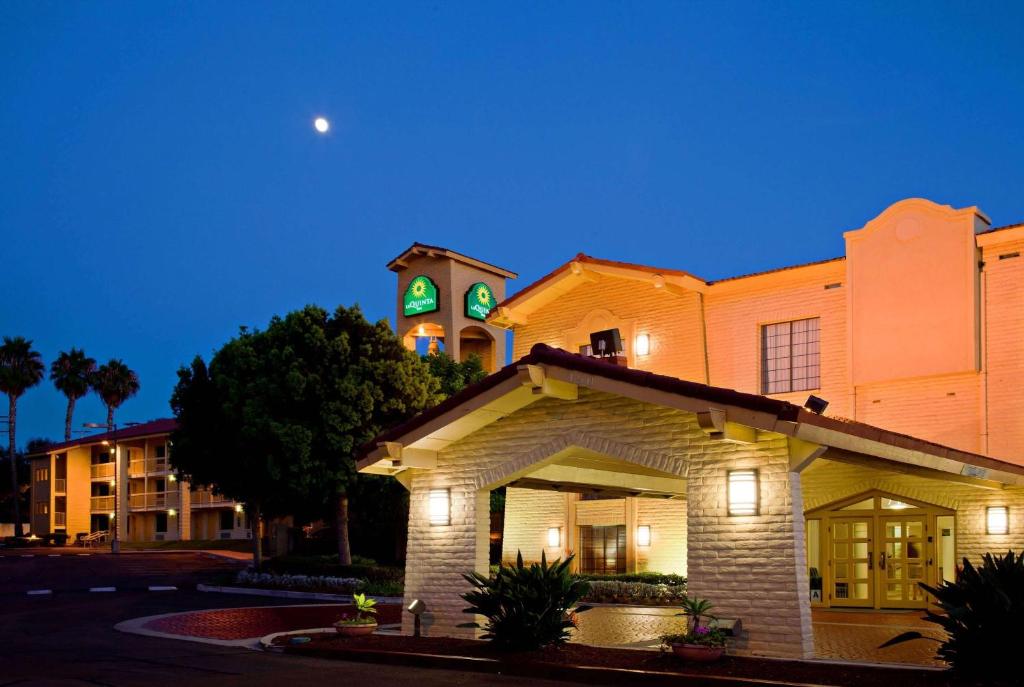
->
511, 275, 707, 383
402, 388, 811, 658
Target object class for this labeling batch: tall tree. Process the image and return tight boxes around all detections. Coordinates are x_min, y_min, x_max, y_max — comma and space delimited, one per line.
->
0, 337, 45, 536
170, 305, 441, 568
91, 359, 140, 428
425, 352, 488, 397
50, 348, 97, 441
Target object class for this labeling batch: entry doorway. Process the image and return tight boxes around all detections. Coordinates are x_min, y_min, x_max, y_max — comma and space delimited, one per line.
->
805, 491, 954, 610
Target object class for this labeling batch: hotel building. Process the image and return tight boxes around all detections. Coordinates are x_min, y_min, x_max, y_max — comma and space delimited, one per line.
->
362, 198, 1024, 657
29, 419, 249, 543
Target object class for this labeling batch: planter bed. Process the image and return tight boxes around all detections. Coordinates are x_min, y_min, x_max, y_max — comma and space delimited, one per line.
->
271, 634, 965, 687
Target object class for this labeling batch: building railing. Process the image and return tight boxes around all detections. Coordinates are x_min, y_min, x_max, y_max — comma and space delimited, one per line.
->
53, 478, 66, 494
129, 491, 180, 511
191, 491, 234, 508
90, 463, 115, 480
54, 512, 66, 527
128, 458, 170, 476
90, 495, 115, 511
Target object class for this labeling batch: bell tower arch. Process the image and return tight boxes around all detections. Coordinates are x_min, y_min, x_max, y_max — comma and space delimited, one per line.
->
388, 243, 517, 372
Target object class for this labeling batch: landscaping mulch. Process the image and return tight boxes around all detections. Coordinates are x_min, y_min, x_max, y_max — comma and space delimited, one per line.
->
273, 633, 988, 687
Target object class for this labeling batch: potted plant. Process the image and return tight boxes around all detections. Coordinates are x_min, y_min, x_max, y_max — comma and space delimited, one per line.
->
333, 593, 378, 636
661, 597, 727, 662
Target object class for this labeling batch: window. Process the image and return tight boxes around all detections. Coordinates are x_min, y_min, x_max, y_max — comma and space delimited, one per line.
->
219, 510, 234, 531
34, 467, 49, 482
578, 525, 626, 574
762, 317, 820, 394
155, 444, 167, 459
155, 513, 168, 533
34, 502, 48, 515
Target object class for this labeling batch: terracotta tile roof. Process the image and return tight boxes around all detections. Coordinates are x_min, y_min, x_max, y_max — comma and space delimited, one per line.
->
707, 256, 846, 285
358, 344, 1024, 479
38, 418, 177, 455
386, 242, 518, 279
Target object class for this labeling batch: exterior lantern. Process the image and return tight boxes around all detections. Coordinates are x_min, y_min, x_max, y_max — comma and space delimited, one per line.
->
429, 488, 451, 526
168, 509, 177, 517
637, 525, 652, 547
635, 333, 650, 356
987, 506, 1009, 535
547, 527, 561, 547
727, 469, 759, 516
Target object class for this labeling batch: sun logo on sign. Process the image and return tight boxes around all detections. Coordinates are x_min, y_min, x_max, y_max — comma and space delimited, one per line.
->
410, 278, 428, 299
475, 284, 492, 307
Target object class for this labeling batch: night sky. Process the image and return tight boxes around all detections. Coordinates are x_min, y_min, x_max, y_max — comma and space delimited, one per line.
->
3, 2, 1022, 444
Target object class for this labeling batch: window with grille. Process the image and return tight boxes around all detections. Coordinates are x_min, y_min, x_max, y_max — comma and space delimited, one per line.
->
762, 317, 820, 394
578, 525, 626, 574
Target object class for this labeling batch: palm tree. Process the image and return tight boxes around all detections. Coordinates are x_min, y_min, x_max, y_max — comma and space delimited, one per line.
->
0, 337, 45, 537
91, 359, 140, 429
50, 348, 97, 442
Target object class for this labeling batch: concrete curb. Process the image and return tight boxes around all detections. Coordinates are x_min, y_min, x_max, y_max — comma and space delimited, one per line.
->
196, 583, 402, 604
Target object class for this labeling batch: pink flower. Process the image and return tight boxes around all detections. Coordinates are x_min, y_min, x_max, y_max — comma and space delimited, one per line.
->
694, 625, 710, 635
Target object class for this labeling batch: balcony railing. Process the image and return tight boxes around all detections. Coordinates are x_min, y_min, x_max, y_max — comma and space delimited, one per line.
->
90, 495, 115, 511
129, 491, 180, 511
128, 458, 170, 477
53, 478, 66, 494
191, 491, 234, 508
90, 463, 115, 480
54, 512, 66, 527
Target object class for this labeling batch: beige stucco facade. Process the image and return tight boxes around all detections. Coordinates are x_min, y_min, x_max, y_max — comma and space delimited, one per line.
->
365, 198, 1024, 659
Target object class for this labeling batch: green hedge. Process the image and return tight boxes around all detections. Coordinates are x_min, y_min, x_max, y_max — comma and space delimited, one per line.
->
264, 554, 403, 582
578, 572, 686, 587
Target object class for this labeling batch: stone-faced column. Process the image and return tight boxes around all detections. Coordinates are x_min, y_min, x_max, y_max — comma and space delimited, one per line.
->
402, 475, 489, 637
686, 439, 814, 658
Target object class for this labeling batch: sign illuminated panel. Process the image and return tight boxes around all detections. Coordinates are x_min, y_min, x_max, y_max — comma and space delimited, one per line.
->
465, 282, 495, 321
404, 276, 439, 316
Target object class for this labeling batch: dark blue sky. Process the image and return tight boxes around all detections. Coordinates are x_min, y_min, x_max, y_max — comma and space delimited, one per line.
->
2, 2, 1022, 444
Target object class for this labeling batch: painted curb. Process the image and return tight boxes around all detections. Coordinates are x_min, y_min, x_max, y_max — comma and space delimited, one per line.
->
196, 583, 402, 604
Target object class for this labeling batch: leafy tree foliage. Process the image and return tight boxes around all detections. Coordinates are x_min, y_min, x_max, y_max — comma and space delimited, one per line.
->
50, 348, 96, 441
170, 305, 441, 567
425, 352, 488, 397
0, 336, 45, 536
91, 359, 140, 428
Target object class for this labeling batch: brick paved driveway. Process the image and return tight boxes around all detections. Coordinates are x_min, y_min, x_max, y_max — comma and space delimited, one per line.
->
143, 603, 403, 639
570, 605, 946, 667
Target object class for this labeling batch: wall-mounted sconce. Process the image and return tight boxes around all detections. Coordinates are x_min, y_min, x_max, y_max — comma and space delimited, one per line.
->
634, 334, 650, 356
547, 527, 562, 547
637, 525, 651, 547
168, 474, 176, 482
235, 503, 244, 513
429, 488, 451, 526
987, 506, 1009, 535
728, 469, 759, 516
168, 509, 177, 517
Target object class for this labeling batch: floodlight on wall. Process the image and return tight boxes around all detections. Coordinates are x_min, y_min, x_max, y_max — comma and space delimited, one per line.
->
635, 334, 650, 356
987, 506, 1009, 535
804, 395, 829, 415
407, 599, 426, 637
727, 469, 759, 516
429, 488, 451, 526
637, 525, 652, 547
547, 527, 562, 547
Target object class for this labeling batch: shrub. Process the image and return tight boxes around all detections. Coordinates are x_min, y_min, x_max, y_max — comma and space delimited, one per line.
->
335, 593, 378, 627
461, 551, 592, 650
882, 551, 1024, 682
579, 572, 686, 587
582, 580, 687, 605
263, 554, 403, 582
236, 570, 363, 593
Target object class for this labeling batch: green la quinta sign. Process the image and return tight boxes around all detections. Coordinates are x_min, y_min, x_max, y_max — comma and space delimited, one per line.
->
403, 275, 439, 316
465, 282, 495, 321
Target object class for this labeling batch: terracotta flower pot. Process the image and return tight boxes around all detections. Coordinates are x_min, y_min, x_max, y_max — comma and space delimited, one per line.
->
670, 643, 724, 662
334, 622, 377, 637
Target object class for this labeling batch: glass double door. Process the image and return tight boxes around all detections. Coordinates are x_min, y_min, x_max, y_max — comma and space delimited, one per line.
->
830, 515, 928, 609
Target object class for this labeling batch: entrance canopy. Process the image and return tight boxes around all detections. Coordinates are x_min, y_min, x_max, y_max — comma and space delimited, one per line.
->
358, 344, 1024, 489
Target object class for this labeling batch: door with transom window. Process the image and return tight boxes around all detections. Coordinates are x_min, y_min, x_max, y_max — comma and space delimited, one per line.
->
805, 491, 953, 610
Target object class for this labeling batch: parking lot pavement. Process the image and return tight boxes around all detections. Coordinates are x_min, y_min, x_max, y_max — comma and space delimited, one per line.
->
0, 548, 245, 595
0, 551, 573, 687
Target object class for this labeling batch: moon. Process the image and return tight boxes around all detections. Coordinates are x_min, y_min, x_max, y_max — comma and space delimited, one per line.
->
313, 117, 330, 133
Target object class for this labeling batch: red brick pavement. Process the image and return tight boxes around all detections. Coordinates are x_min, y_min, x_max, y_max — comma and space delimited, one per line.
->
144, 604, 402, 640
